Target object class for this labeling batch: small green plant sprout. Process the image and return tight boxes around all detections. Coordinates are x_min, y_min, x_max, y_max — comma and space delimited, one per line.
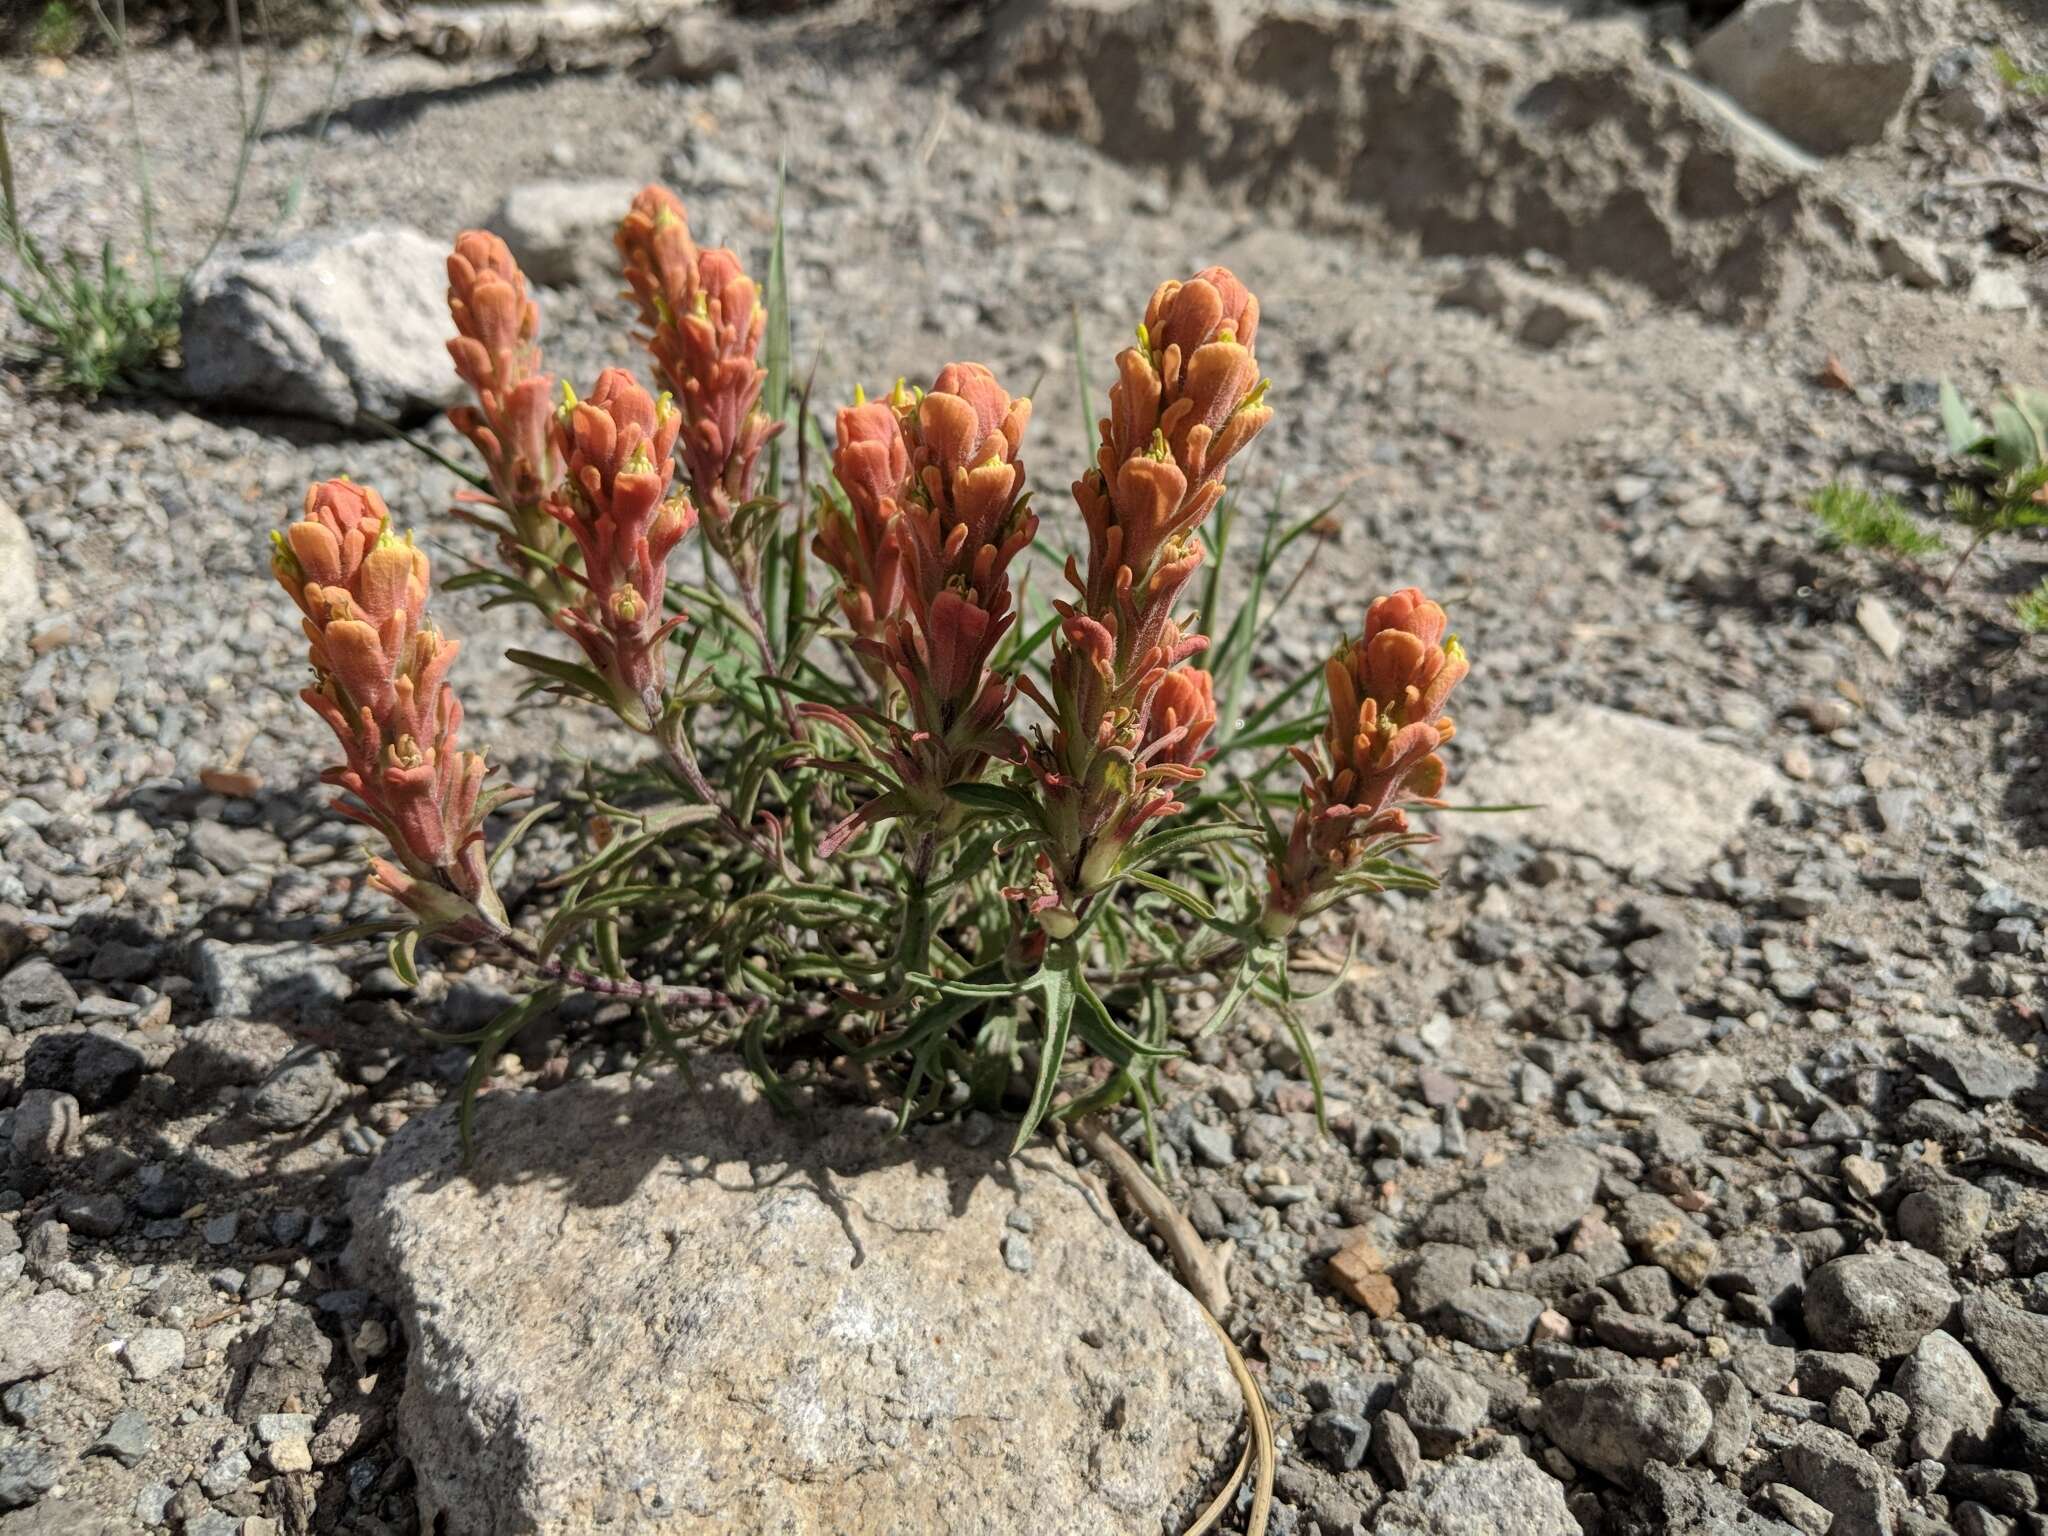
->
0, 3, 179, 399
2014, 576, 2048, 636
1992, 46, 2048, 98
1810, 481, 1946, 561
30, 1, 87, 56
1938, 380, 2048, 586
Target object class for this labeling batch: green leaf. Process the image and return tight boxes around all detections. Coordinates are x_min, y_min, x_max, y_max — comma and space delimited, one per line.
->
1940, 379, 1990, 458
1116, 821, 1259, 878
943, 781, 1047, 830
505, 649, 621, 709
1011, 961, 1077, 1152
386, 927, 421, 988
1071, 967, 1180, 1063
1991, 390, 2048, 478
1123, 868, 1217, 921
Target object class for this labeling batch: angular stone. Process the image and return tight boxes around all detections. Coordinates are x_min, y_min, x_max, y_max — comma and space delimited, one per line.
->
1896, 1180, 1991, 1265
1802, 1248, 1956, 1359
1960, 1294, 2048, 1397
1436, 1286, 1546, 1352
1541, 1376, 1711, 1485
1373, 1450, 1576, 1535
1618, 1461, 1805, 1536
0, 1290, 90, 1386
1894, 1329, 1998, 1460
1776, 1423, 1903, 1536
348, 1068, 1238, 1535
1419, 1145, 1602, 1250
0, 958, 76, 1034
1453, 707, 1777, 879
1905, 1035, 2043, 1102
182, 227, 464, 427
1393, 1358, 1490, 1457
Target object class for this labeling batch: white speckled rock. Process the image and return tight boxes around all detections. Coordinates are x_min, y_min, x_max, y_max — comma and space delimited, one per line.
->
181, 226, 464, 427
347, 1066, 1239, 1536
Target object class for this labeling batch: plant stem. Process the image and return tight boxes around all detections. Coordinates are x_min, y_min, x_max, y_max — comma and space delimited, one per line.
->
1945, 530, 1990, 590
1070, 1114, 1231, 1318
654, 709, 777, 862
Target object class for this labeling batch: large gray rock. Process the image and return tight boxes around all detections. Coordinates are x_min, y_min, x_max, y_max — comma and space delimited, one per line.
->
486, 179, 641, 287
348, 1067, 1239, 1536
182, 226, 463, 428
1373, 1450, 1576, 1535
1452, 707, 1778, 879
1541, 1376, 1712, 1485
1692, 0, 1948, 155
0, 500, 39, 660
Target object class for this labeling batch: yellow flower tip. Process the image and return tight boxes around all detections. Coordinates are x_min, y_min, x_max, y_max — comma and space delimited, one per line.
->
1238, 378, 1271, 414
1135, 321, 1151, 352
1146, 427, 1172, 462
651, 205, 682, 232
655, 389, 676, 424
853, 382, 867, 407
691, 291, 711, 320
611, 588, 641, 622
626, 444, 655, 476
889, 377, 909, 409
1445, 633, 1466, 662
269, 528, 300, 577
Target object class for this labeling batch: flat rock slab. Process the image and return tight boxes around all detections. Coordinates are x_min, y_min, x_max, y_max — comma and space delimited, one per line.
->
1452, 705, 1777, 879
347, 1068, 1239, 1536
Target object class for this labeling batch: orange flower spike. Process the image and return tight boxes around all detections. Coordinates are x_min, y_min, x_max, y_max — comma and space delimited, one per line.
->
546, 369, 696, 720
274, 479, 525, 936
614, 186, 780, 540
818, 397, 911, 648
1082, 265, 1272, 612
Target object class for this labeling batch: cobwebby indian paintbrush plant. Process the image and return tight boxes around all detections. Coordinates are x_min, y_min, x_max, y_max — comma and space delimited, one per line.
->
272, 181, 1478, 1155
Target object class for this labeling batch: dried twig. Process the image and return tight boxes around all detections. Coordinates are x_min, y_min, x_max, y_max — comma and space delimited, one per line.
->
1071, 1114, 1230, 1318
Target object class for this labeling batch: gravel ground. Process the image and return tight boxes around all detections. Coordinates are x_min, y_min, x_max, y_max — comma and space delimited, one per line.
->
2, 3, 2047, 1533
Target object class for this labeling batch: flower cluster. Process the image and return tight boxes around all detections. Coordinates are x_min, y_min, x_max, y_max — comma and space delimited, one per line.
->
1019, 269, 1272, 925
810, 365, 1035, 853
1262, 587, 1469, 934
445, 232, 570, 605
614, 185, 780, 565
546, 368, 698, 727
272, 480, 522, 936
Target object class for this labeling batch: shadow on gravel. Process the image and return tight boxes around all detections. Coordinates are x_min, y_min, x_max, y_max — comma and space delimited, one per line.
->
1913, 622, 2048, 848
268, 64, 617, 141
